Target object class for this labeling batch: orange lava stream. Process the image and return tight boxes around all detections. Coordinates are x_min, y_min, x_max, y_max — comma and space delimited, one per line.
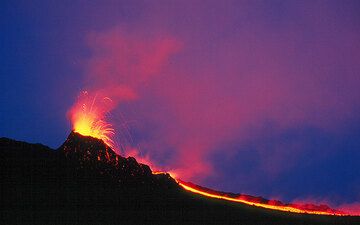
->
176, 181, 346, 216
152, 171, 345, 215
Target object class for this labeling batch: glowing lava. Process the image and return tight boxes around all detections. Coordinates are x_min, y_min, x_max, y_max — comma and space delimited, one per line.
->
151, 171, 346, 215
69, 91, 115, 148
176, 180, 346, 216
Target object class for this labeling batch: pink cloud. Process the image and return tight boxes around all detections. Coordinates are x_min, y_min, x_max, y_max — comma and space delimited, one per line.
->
76, 23, 360, 183
338, 202, 360, 216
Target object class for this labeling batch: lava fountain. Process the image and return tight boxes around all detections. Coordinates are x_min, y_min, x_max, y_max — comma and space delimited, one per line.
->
69, 91, 115, 148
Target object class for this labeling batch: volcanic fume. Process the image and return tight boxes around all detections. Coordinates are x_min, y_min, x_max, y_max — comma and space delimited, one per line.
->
56, 90, 358, 218
63, 92, 354, 216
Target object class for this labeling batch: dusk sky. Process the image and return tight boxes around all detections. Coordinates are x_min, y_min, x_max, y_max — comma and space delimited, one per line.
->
1, 1, 360, 211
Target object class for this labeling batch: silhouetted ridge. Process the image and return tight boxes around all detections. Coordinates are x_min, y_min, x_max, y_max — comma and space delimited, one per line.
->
58, 131, 177, 189
1, 134, 359, 225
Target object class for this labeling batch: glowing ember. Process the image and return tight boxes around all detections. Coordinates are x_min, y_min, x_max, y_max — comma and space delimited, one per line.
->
176, 180, 347, 216
69, 91, 115, 148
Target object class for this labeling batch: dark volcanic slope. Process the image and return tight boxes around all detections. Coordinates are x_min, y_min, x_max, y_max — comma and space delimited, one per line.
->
1, 132, 359, 225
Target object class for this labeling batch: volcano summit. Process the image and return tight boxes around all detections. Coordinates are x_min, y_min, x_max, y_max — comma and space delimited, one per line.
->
0, 132, 359, 225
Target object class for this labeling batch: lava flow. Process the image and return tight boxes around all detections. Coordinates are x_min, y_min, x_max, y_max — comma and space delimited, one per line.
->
152, 170, 346, 216
176, 180, 346, 216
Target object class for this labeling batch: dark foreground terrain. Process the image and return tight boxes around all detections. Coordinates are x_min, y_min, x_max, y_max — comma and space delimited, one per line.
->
1, 132, 359, 225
